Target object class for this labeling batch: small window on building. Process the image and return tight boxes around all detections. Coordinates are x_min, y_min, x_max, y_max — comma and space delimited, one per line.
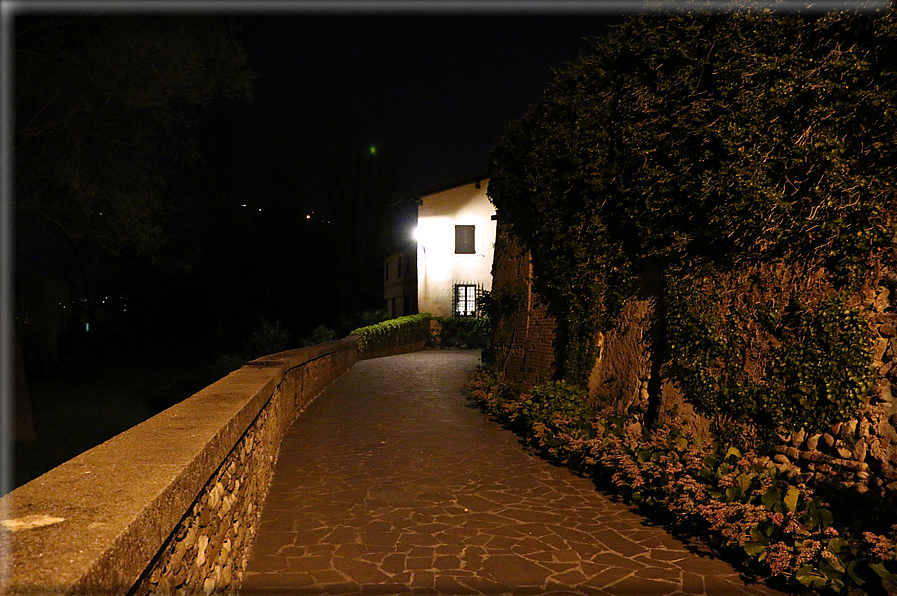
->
454, 284, 477, 317
397, 256, 403, 278
454, 225, 475, 254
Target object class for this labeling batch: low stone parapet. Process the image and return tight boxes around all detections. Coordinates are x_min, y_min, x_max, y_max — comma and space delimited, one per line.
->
0, 337, 359, 595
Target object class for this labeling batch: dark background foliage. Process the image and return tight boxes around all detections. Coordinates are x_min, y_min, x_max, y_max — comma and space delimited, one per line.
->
488, 6, 897, 439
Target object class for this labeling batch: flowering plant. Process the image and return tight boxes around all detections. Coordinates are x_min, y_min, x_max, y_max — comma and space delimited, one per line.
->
466, 368, 897, 595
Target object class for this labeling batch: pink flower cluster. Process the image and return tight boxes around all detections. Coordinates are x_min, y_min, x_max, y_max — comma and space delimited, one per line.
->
863, 526, 897, 561
466, 368, 897, 594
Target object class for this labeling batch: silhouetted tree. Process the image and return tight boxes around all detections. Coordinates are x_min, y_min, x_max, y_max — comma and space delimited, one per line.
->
14, 15, 256, 440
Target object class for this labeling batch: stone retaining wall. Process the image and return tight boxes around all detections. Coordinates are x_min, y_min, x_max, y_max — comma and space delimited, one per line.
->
585, 281, 897, 500
771, 283, 897, 498
488, 219, 557, 385
490, 210, 897, 500
0, 337, 360, 595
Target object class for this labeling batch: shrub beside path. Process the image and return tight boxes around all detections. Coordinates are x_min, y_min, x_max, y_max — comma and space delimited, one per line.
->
240, 350, 786, 595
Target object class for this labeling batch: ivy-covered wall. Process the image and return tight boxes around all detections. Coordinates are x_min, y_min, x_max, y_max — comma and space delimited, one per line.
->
486, 220, 557, 386
486, 6, 897, 500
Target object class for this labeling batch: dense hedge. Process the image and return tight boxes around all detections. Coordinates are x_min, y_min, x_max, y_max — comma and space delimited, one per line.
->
488, 5, 897, 440
351, 314, 431, 358
430, 316, 490, 349
468, 369, 897, 595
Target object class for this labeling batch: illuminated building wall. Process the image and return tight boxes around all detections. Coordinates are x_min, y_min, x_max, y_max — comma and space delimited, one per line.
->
383, 249, 418, 317
414, 176, 496, 318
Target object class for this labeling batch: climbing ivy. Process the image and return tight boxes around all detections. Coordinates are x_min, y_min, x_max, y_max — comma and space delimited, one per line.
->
488, 5, 896, 436
665, 274, 876, 443
764, 298, 875, 433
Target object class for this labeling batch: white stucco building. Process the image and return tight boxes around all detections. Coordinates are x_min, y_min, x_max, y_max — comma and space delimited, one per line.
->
413, 174, 496, 318
383, 249, 417, 318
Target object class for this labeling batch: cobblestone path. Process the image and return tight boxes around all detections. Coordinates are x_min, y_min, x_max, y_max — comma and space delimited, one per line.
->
240, 350, 784, 595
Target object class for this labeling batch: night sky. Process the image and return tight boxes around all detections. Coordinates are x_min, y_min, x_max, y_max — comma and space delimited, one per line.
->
9, 4, 631, 361
231, 12, 625, 194
222, 9, 627, 330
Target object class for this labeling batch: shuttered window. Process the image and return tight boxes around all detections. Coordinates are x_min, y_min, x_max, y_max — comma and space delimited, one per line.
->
454, 225, 475, 254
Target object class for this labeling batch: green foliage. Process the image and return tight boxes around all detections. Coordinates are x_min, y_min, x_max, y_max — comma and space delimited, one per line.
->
15, 16, 257, 255
293, 324, 340, 348
352, 314, 432, 358
431, 316, 491, 349
666, 276, 875, 440
517, 381, 597, 464
517, 381, 594, 429
480, 286, 526, 319
488, 6, 895, 431
209, 320, 338, 380
331, 309, 392, 337
245, 317, 291, 360
467, 369, 897, 595
308, 325, 337, 345
764, 299, 875, 433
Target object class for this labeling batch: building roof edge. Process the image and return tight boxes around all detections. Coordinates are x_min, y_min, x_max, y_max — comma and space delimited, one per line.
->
401, 171, 490, 202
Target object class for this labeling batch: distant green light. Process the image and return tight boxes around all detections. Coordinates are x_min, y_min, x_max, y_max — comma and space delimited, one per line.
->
369, 145, 377, 155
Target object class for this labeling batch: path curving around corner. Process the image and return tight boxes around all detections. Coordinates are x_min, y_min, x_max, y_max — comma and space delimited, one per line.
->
240, 349, 785, 595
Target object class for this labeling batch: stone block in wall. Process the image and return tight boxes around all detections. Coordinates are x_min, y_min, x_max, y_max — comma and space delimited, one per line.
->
655, 380, 714, 444
133, 401, 276, 596
588, 298, 653, 413
874, 337, 890, 364
841, 419, 858, 440
806, 433, 821, 451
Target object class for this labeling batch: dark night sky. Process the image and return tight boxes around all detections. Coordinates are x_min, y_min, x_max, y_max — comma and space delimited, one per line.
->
230, 11, 626, 194
7, 4, 633, 352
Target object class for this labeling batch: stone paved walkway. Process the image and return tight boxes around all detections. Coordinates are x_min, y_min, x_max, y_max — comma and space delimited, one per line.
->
240, 350, 785, 595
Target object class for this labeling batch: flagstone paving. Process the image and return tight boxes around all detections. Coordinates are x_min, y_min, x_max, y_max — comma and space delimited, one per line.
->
239, 350, 787, 595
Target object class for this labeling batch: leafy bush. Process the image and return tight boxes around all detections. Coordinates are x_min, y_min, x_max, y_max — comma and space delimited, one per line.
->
517, 381, 593, 427
665, 276, 876, 442
467, 368, 897, 595
351, 313, 432, 358
431, 316, 490, 348
308, 324, 337, 345
331, 309, 392, 337
517, 381, 599, 467
488, 6, 897, 409
245, 317, 291, 360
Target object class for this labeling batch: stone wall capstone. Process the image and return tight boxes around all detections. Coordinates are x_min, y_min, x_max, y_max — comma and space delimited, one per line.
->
0, 338, 361, 595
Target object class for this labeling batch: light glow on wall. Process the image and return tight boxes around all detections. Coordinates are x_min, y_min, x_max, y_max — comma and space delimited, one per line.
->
415, 179, 496, 318
414, 217, 453, 250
